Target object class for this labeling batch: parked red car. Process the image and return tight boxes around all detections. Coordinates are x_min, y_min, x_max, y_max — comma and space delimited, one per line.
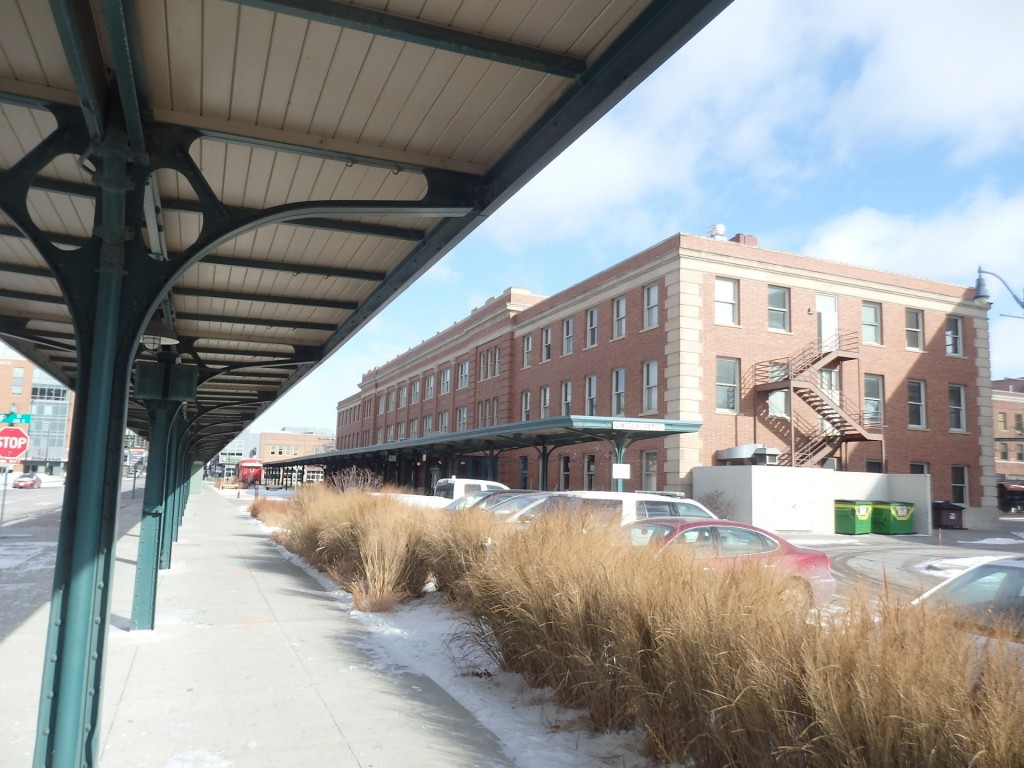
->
626, 518, 836, 606
12, 472, 42, 489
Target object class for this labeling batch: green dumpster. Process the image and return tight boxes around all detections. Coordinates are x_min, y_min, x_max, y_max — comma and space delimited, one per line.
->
870, 500, 914, 534
835, 500, 872, 534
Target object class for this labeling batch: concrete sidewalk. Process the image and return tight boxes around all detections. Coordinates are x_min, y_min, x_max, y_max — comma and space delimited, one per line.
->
0, 486, 513, 767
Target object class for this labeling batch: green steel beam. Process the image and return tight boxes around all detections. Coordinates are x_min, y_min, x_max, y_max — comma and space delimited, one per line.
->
48, 0, 107, 139
174, 312, 338, 333
234, 0, 586, 78
173, 286, 358, 311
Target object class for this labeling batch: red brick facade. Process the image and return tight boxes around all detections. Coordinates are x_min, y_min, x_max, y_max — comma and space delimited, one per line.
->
335, 233, 995, 508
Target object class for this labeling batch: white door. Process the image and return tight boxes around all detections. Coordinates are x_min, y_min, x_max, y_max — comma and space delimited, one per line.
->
816, 294, 838, 351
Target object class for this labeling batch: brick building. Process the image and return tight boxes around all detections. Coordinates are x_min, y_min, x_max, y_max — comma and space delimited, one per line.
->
335, 232, 995, 510
991, 378, 1024, 510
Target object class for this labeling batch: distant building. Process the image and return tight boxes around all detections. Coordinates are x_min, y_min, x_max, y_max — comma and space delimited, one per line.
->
991, 378, 1024, 510
334, 231, 993, 511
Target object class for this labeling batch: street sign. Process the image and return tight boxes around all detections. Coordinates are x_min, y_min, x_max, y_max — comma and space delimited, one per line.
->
0, 425, 30, 461
0, 412, 30, 424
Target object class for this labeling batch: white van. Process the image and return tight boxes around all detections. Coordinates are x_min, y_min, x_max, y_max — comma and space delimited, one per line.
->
505, 490, 717, 526
433, 477, 510, 501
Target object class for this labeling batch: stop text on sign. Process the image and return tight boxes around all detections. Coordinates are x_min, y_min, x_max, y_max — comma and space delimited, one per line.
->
0, 433, 28, 450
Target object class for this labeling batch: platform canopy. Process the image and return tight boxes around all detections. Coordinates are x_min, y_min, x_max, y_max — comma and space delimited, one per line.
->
0, 0, 731, 458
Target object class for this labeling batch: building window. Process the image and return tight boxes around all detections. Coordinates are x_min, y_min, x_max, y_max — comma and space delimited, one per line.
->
410, 418, 418, 438
948, 384, 966, 431
522, 335, 532, 367
539, 386, 550, 418
716, 357, 740, 412
399, 385, 407, 408
905, 308, 923, 350
479, 352, 486, 381
457, 361, 470, 389
1000, 443, 1010, 460
437, 411, 449, 433
559, 455, 571, 490
492, 396, 500, 425
423, 414, 433, 435
388, 390, 396, 411
612, 296, 626, 339
541, 327, 551, 362
862, 301, 883, 345
586, 308, 599, 347
611, 368, 626, 416
583, 454, 596, 490
411, 380, 420, 404
440, 368, 451, 395
642, 450, 658, 491
562, 318, 574, 355
643, 283, 659, 329
561, 380, 572, 416
494, 347, 501, 376
714, 277, 739, 325
767, 285, 790, 331
521, 391, 531, 421
767, 390, 790, 418
908, 380, 927, 429
376, 427, 383, 444
424, 374, 435, 400
866, 459, 883, 473
12, 367, 24, 395
998, 412, 1008, 431
945, 316, 963, 356
398, 422, 406, 440
642, 360, 658, 413
377, 394, 386, 415
1016, 414, 1023, 434
1017, 444, 1024, 462
909, 462, 929, 475
863, 374, 884, 428
951, 465, 968, 504
585, 375, 597, 416
456, 406, 468, 431
518, 456, 529, 489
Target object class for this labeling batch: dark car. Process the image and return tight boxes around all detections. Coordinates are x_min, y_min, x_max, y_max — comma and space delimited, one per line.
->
12, 472, 42, 489
626, 517, 836, 606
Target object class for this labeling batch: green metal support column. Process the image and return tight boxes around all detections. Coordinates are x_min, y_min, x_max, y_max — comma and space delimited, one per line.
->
612, 435, 629, 492
130, 399, 179, 630
160, 416, 187, 569
535, 440, 551, 490
35, 129, 134, 767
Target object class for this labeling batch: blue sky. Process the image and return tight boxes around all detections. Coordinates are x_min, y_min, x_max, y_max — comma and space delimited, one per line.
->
252, 0, 1024, 433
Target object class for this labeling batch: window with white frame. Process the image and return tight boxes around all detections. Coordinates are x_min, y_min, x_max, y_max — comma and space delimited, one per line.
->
562, 318, 574, 355
539, 385, 550, 418
1000, 443, 1009, 460
585, 375, 597, 416
767, 285, 790, 331
945, 316, 963, 356
409, 418, 418, 438
388, 390, 396, 411
561, 380, 572, 416
423, 414, 433, 435
437, 410, 449, 432
411, 380, 420, 404
716, 357, 740, 412
1017, 444, 1024, 461
998, 412, 1007, 431
378, 394, 385, 414
486, 349, 494, 379
642, 450, 658, 491
611, 368, 626, 416
768, 390, 790, 418
457, 360, 470, 389
479, 352, 486, 381
559, 455, 571, 490
399, 385, 407, 408
522, 335, 532, 367
586, 308, 598, 347
612, 296, 626, 339
521, 390, 531, 421
951, 465, 968, 504
714, 277, 738, 325
908, 380, 927, 428
398, 422, 406, 440
909, 462, 929, 475
440, 368, 451, 395
583, 454, 596, 490
541, 327, 551, 362
376, 427, 383, 444
862, 301, 883, 345
948, 384, 966, 431
642, 360, 658, 413
905, 308, 923, 350
424, 374, 434, 400
1017, 414, 1023, 434
456, 406, 468, 431
494, 347, 501, 375
491, 396, 500, 425
863, 374, 884, 428
643, 283, 658, 329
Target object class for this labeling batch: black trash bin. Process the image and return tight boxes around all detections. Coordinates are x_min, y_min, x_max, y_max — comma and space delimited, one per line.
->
931, 500, 964, 530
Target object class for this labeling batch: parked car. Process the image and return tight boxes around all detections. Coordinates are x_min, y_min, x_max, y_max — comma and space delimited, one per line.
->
502, 490, 718, 526
12, 472, 42, 489
626, 517, 836, 606
432, 477, 509, 501
912, 556, 1024, 640
444, 489, 530, 512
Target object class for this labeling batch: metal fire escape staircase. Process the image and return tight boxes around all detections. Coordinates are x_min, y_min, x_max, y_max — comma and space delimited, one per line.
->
753, 333, 884, 467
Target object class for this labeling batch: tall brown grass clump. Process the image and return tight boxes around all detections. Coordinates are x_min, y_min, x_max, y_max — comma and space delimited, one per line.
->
417, 507, 513, 606
248, 497, 295, 528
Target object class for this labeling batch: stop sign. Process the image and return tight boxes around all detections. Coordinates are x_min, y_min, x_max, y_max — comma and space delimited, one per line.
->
0, 425, 29, 460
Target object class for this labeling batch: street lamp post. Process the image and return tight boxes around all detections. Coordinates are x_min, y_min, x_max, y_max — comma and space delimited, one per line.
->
974, 266, 1024, 312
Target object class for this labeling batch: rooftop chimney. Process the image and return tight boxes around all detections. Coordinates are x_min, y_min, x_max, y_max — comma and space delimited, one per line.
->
729, 233, 758, 246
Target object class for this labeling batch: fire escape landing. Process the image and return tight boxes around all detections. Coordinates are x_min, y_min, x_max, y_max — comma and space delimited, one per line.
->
753, 333, 884, 467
